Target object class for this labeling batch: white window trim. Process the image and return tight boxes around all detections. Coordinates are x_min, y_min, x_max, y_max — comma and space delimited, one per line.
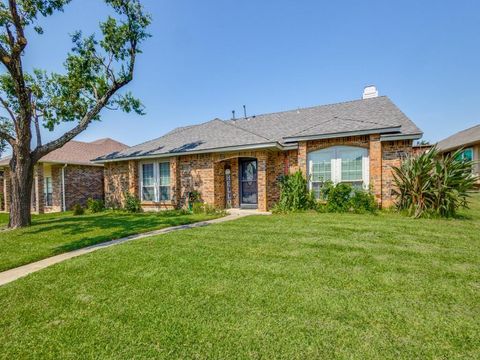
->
308, 146, 370, 192
139, 160, 171, 202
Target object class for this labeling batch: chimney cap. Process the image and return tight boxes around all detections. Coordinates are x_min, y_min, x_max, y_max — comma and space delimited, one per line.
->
363, 85, 378, 99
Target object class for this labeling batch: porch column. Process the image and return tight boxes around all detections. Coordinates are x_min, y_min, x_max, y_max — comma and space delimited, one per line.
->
298, 141, 308, 175
257, 152, 268, 212
34, 165, 45, 214
369, 134, 382, 207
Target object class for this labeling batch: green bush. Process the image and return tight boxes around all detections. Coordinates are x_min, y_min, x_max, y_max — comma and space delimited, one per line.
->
392, 147, 477, 218
123, 192, 142, 213
274, 171, 317, 212
87, 198, 105, 213
350, 188, 377, 214
321, 182, 352, 212
321, 182, 377, 213
72, 204, 85, 216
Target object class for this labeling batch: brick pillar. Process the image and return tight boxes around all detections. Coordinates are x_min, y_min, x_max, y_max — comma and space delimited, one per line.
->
170, 157, 181, 208
127, 160, 138, 197
4, 167, 11, 212
34, 165, 45, 214
298, 141, 307, 175
257, 152, 268, 212
369, 134, 382, 207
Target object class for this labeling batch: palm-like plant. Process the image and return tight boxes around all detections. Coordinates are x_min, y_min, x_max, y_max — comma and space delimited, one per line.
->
392, 147, 477, 218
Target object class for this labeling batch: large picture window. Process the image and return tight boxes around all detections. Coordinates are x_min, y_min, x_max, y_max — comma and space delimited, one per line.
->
308, 146, 369, 198
140, 161, 171, 202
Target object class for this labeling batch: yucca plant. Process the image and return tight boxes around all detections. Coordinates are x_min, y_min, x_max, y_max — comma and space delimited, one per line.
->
392, 146, 477, 218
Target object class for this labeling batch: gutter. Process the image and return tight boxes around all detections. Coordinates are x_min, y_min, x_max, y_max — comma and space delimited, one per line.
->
93, 142, 298, 164
379, 133, 423, 141
283, 126, 402, 143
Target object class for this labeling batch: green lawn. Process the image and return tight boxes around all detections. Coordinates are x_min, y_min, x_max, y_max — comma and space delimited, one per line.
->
0, 210, 221, 272
0, 195, 479, 359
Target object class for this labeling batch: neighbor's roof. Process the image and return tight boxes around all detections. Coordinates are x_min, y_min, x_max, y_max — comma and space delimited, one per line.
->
96, 96, 422, 162
0, 138, 128, 167
437, 124, 480, 152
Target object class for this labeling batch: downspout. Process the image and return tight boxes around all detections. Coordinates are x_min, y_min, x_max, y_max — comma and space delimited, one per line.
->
61, 164, 67, 211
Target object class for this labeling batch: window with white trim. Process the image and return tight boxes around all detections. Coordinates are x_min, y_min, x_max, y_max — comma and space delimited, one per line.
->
140, 161, 171, 202
308, 146, 369, 198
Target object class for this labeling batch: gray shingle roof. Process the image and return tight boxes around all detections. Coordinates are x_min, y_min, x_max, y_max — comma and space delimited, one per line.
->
437, 124, 480, 152
96, 96, 422, 161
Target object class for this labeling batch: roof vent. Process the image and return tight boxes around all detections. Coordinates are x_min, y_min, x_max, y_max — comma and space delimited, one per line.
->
362, 85, 378, 99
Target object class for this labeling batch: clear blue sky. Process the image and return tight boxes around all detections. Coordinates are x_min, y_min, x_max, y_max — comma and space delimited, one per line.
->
17, 0, 480, 148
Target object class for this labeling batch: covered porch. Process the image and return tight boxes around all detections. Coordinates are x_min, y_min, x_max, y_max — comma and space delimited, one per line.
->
213, 153, 269, 212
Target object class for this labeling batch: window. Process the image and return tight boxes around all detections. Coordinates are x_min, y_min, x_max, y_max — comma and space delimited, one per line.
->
140, 161, 171, 202
455, 148, 473, 162
44, 177, 53, 206
159, 162, 170, 201
308, 146, 369, 198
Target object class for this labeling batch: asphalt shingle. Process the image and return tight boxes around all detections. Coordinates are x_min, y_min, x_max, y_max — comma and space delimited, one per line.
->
96, 96, 422, 161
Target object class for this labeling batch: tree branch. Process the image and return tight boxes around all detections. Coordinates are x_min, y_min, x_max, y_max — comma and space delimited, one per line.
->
8, 0, 27, 55
32, 82, 127, 161
0, 126, 15, 146
0, 95, 16, 123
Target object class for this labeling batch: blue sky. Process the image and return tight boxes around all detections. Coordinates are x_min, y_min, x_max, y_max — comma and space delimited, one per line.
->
14, 0, 480, 148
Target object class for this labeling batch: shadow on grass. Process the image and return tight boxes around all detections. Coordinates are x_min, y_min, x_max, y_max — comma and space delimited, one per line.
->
20, 211, 207, 255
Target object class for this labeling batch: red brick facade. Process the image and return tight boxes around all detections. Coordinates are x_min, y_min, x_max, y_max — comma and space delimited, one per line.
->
1, 163, 106, 213
102, 135, 413, 212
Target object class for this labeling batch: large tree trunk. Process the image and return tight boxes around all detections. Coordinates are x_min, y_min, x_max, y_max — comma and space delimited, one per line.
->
8, 151, 34, 229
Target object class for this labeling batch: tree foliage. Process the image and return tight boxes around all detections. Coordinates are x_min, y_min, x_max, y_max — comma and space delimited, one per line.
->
0, 0, 150, 160
392, 147, 478, 218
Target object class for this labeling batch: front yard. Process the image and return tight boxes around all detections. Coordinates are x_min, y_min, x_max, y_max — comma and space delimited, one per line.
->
0, 195, 479, 358
0, 210, 222, 272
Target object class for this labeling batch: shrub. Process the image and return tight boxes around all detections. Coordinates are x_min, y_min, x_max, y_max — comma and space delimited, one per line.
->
87, 198, 105, 213
321, 182, 377, 213
275, 171, 317, 212
322, 182, 352, 212
72, 204, 85, 216
123, 192, 142, 213
350, 188, 377, 214
392, 147, 477, 218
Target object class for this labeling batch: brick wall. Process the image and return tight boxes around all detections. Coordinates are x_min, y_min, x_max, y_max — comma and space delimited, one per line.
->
104, 161, 130, 208
102, 137, 412, 211
381, 140, 413, 207
64, 165, 104, 210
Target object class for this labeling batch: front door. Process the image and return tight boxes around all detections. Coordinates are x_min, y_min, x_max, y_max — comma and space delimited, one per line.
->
240, 159, 258, 208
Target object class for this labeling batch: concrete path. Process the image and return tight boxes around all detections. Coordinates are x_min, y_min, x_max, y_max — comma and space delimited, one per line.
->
0, 209, 270, 287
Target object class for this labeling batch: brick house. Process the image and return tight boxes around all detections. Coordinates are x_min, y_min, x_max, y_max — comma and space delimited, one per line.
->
437, 124, 480, 186
0, 138, 128, 213
95, 88, 423, 212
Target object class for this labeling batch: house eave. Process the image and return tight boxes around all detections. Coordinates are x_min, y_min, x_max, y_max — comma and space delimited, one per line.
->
379, 133, 423, 142
283, 127, 402, 143
93, 142, 296, 163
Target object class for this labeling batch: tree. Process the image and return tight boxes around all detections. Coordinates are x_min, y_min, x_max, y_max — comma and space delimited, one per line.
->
0, 0, 150, 228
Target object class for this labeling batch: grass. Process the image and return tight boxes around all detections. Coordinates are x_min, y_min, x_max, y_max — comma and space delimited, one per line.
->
0, 195, 479, 358
0, 210, 222, 272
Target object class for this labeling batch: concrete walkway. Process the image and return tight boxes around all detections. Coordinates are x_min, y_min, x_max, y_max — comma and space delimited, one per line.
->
0, 209, 270, 287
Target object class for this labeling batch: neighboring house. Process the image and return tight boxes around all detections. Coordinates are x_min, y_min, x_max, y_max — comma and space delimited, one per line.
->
0, 138, 128, 213
437, 124, 480, 184
95, 87, 423, 212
